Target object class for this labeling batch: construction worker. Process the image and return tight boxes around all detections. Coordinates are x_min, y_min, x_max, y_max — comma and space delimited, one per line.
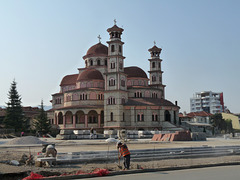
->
45, 144, 57, 157
117, 141, 130, 170
90, 127, 94, 139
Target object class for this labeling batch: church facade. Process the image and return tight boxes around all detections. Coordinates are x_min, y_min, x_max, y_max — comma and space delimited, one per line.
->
48, 22, 180, 133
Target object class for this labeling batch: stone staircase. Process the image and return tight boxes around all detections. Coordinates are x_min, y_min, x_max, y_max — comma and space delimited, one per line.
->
161, 121, 184, 132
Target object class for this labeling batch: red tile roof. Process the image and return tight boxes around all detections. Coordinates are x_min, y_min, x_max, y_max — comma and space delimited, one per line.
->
107, 25, 124, 33
148, 45, 162, 52
187, 111, 212, 117
60, 74, 78, 86
77, 68, 104, 81
125, 98, 178, 107
83, 43, 108, 59
124, 66, 148, 79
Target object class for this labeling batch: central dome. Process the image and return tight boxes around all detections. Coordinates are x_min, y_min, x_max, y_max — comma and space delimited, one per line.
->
83, 43, 108, 59
124, 66, 148, 79
77, 68, 104, 81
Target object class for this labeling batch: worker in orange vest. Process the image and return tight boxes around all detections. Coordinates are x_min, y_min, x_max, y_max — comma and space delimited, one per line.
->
117, 141, 130, 170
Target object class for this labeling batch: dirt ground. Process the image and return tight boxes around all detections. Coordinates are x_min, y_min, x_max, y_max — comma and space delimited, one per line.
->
1, 138, 240, 179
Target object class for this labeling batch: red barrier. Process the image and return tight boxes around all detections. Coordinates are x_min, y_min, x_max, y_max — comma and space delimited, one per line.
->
22, 169, 109, 180
22, 172, 43, 180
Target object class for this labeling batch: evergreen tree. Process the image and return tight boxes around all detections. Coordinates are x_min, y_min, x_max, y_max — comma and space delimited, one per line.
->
210, 113, 227, 133
3, 80, 25, 131
34, 100, 51, 134
225, 119, 233, 134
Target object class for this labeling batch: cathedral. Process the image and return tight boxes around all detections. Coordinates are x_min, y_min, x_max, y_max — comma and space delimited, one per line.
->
48, 22, 180, 135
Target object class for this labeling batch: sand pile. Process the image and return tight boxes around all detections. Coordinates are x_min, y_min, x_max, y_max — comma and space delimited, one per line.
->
6, 136, 46, 145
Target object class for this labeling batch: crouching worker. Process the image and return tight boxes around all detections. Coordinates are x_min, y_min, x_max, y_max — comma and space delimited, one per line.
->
117, 141, 130, 170
45, 144, 57, 157
45, 144, 57, 167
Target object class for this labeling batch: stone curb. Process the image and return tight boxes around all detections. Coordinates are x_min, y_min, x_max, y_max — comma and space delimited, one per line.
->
41, 161, 240, 180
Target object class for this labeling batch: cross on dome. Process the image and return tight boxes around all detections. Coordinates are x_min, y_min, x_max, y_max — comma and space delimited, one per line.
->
114, 19, 117, 25
97, 35, 101, 43
154, 41, 156, 46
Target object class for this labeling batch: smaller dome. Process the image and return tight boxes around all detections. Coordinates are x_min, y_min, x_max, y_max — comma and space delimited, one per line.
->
83, 43, 108, 59
60, 74, 78, 86
77, 68, 104, 81
107, 24, 124, 33
124, 66, 148, 79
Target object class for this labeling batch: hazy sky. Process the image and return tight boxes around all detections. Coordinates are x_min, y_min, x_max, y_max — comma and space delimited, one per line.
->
0, 0, 239, 113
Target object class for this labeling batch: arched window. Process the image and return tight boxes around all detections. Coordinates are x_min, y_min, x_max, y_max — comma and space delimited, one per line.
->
152, 113, 158, 121
90, 59, 93, 66
111, 112, 113, 121
137, 113, 144, 121
159, 62, 161, 68
121, 79, 125, 87
105, 59, 107, 66
152, 92, 157, 98
111, 45, 115, 52
119, 45, 122, 53
98, 93, 104, 100
109, 78, 115, 86
119, 62, 123, 69
80, 93, 87, 100
152, 76, 156, 82
66, 95, 71, 102
107, 97, 116, 105
152, 62, 155, 68
111, 62, 115, 69
122, 112, 125, 121
135, 91, 142, 98
97, 59, 101, 66
137, 114, 140, 121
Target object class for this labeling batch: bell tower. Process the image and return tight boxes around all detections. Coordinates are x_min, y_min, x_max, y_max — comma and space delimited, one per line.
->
104, 20, 128, 129
106, 19, 125, 74
148, 42, 165, 98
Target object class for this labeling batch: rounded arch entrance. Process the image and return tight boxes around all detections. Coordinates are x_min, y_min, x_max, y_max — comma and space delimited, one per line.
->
65, 111, 73, 124
58, 112, 63, 124
164, 110, 171, 122
76, 110, 85, 124
88, 110, 98, 124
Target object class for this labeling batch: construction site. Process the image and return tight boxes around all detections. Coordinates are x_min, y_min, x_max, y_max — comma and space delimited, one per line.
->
1, 134, 240, 180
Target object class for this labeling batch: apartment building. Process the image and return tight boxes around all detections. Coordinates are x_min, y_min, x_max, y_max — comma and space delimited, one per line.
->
190, 91, 224, 114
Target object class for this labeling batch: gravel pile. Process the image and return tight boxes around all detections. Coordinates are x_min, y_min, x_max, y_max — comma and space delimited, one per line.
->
6, 136, 46, 145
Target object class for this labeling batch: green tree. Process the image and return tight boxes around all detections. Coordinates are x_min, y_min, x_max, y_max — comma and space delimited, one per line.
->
34, 100, 51, 134
210, 113, 226, 133
3, 80, 25, 132
225, 119, 233, 134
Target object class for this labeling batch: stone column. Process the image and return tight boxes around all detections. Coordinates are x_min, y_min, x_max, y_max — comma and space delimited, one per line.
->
54, 113, 57, 125
85, 115, 88, 128
63, 115, 66, 128
73, 115, 76, 128
56, 115, 59, 125
98, 114, 101, 128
